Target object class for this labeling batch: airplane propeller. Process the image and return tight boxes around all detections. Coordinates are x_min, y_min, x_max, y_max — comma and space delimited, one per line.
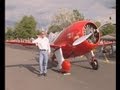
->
72, 32, 93, 46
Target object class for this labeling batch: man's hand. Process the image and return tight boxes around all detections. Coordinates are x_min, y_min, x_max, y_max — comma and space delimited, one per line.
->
35, 43, 38, 46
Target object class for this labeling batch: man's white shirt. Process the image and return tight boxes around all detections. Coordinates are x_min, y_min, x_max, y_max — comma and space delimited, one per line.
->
32, 37, 51, 53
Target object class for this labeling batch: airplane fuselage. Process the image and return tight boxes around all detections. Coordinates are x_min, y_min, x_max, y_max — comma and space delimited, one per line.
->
53, 21, 100, 58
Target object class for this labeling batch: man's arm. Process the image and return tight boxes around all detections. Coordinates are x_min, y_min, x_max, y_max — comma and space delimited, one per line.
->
46, 38, 51, 53
32, 38, 39, 46
48, 43, 51, 53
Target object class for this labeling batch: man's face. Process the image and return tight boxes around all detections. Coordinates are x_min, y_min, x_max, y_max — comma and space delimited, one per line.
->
41, 32, 45, 38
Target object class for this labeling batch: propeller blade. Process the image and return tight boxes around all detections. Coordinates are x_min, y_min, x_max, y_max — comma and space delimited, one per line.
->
73, 33, 93, 46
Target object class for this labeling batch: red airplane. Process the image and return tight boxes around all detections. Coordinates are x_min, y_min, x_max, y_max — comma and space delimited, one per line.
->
50, 20, 100, 73
6, 20, 113, 73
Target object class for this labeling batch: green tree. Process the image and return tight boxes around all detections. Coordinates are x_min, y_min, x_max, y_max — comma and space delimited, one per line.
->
100, 23, 115, 35
48, 24, 62, 34
48, 8, 84, 33
5, 27, 14, 39
72, 10, 84, 21
14, 15, 37, 39
94, 21, 101, 28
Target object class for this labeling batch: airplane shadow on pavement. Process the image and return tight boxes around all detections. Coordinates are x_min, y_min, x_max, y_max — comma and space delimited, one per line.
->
71, 60, 93, 70
6, 57, 95, 76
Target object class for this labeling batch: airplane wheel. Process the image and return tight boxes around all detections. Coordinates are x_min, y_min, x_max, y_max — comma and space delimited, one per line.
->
90, 60, 99, 70
61, 60, 71, 73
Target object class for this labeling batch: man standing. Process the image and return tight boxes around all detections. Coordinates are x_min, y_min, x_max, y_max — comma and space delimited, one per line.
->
32, 31, 51, 76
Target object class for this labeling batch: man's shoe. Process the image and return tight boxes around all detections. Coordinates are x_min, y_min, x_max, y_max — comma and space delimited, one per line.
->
43, 73, 47, 76
38, 73, 43, 77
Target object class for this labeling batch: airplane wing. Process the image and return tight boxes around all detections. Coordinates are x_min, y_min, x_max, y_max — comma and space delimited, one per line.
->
97, 41, 116, 46
6, 40, 66, 49
5, 40, 35, 46
50, 44, 66, 52
50, 44, 61, 49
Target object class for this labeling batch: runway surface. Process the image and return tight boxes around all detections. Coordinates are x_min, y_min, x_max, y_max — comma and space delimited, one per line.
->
5, 43, 116, 90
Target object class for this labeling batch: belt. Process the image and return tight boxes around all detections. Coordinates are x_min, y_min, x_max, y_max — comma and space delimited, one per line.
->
40, 49, 47, 51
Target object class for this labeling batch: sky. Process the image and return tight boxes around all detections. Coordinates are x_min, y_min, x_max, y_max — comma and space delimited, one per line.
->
5, 0, 116, 29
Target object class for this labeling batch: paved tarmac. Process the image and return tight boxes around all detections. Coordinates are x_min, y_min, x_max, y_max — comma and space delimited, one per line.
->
5, 43, 116, 90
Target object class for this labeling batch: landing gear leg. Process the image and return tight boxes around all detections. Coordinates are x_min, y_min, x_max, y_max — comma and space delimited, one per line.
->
90, 57, 99, 70
85, 50, 99, 70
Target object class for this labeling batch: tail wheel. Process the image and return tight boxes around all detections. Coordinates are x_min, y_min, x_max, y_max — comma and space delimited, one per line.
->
90, 59, 99, 70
